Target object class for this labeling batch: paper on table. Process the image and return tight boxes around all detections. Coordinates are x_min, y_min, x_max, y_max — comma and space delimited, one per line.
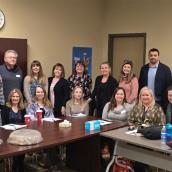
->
125, 129, 142, 136
98, 120, 112, 126
43, 118, 61, 122
72, 113, 87, 118
1, 124, 27, 130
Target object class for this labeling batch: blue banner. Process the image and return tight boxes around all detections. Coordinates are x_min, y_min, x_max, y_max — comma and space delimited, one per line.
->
72, 47, 92, 76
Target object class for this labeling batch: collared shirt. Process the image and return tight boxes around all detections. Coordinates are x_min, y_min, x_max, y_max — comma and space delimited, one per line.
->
148, 62, 159, 100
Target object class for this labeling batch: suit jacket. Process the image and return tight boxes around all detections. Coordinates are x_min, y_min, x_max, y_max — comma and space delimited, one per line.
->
48, 77, 70, 116
139, 62, 172, 102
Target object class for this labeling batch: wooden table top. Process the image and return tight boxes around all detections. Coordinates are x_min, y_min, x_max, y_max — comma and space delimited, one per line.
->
0, 116, 126, 158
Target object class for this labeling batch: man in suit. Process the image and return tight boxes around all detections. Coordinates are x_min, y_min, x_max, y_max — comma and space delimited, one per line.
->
139, 48, 172, 112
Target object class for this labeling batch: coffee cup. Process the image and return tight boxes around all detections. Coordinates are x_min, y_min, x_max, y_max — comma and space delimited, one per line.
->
36, 109, 43, 121
24, 114, 31, 125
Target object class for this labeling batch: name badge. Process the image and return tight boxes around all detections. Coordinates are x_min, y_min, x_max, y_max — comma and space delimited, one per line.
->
121, 110, 126, 114
16, 75, 21, 78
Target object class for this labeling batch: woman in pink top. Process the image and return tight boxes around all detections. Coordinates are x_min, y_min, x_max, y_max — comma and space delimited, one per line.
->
119, 59, 138, 104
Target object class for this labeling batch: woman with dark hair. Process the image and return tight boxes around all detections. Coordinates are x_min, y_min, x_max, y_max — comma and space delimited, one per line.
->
91, 62, 118, 118
102, 87, 133, 121
166, 85, 172, 123
48, 63, 70, 117
119, 59, 138, 104
24, 60, 47, 104
68, 60, 92, 100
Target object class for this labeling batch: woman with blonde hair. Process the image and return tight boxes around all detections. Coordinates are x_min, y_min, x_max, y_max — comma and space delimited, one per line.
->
26, 86, 54, 120
119, 59, 138, 104
1, 89, 25, 172
24, 60, 47, 104
66, 86, 89, 116
128, 87, 165, 127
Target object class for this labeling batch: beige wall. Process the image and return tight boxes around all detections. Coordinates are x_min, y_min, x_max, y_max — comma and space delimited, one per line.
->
1, 0, 172, 82
103, 0, 172, 68
0, 0, 105, 81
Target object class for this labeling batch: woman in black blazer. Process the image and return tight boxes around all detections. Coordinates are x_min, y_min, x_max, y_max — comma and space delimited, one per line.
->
91, 62, 118, 118
48, 63, 70, 117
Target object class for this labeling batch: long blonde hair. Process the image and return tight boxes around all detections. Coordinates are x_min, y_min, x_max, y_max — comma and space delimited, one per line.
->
6, 89, 25, 110
138, 87, 155, 109
30, 60, 46, 86
34, 86, 52, 108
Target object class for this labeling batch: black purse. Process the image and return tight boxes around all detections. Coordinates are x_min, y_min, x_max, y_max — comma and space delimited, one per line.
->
137, 125, 163, 140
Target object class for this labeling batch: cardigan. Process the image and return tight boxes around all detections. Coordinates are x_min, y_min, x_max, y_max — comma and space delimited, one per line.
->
48, 77, 70, 117
1, 105, 25, 125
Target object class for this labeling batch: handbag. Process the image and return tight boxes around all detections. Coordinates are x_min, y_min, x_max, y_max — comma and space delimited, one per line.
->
113, 156, 134, 172
137, 125, 162, 140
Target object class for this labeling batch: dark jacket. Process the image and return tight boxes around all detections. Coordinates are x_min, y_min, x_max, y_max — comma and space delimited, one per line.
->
48, 77, 70, 117
91, 75, 118, 117
1, 105, 25, 125
139, 62, 172, 104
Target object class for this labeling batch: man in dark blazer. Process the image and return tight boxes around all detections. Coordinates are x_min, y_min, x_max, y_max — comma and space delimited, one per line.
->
139, 48, 172, 112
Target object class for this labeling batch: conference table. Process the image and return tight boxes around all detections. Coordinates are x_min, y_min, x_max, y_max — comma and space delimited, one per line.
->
101, 127, 172, 172
0, 116, 126, 172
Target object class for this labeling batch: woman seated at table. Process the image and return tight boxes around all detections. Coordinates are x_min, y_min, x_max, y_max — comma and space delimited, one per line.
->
26, 86, 54, 120
66, 86, 89, 116
128, 86, 165, 128
1, 89, 26, 172
102, 87, 133, 122
1, 89, 26, 125
128, 87, 165, 172
166, 85, 172, 124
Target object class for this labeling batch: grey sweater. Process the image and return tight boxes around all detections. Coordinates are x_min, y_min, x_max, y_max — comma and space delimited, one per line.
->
0, 64, 23, 101
102, 102, 133, 122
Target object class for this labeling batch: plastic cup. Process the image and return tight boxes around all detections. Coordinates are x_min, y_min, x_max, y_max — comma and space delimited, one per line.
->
24, 114, 31, 125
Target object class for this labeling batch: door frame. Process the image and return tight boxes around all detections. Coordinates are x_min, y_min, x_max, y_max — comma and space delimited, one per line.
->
108, 33, 146, 74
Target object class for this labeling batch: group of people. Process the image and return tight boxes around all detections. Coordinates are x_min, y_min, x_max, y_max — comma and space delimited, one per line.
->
0, 48, 172, 171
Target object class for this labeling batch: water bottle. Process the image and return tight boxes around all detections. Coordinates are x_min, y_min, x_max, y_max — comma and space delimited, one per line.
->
161, 125, 166, 144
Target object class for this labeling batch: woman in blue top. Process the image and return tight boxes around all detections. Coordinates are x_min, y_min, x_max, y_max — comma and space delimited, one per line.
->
27, 86, 54, 120
24, 60, 47, 104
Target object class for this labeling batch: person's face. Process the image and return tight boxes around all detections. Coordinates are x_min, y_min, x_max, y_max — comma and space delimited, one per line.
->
115, 89, 125, 104
54, 66, 62, 78
122, 64, 131, 75
32, 64, 40, 74
73, 87, 83, 100
168, 90, 172, 104
4, 52, 17, 67
141, 89, 153, 106
148, 51, 159, 65
100, 64, 111, 76
11, 92, 20, 105
76, 63, 84, 75
36, 87, 45, 101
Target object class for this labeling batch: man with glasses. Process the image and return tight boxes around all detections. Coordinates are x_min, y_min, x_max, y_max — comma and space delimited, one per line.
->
0, 50, 23, 101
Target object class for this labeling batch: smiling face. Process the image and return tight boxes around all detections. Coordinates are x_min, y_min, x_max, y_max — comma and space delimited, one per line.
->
168, 90, 172, 104
36, 87, 45, 101
54, 66, 62, 78
140, 89, 153, 106
73, 87, 83, 101
4, 52, 17, 68
75, 63, 84, 75
100, 64, 111, 76
148, 51, 159, 65
11, 92, 20, 105
32, 64, 40, 75
115, 89, 125, 104
122, 64, 131, 75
